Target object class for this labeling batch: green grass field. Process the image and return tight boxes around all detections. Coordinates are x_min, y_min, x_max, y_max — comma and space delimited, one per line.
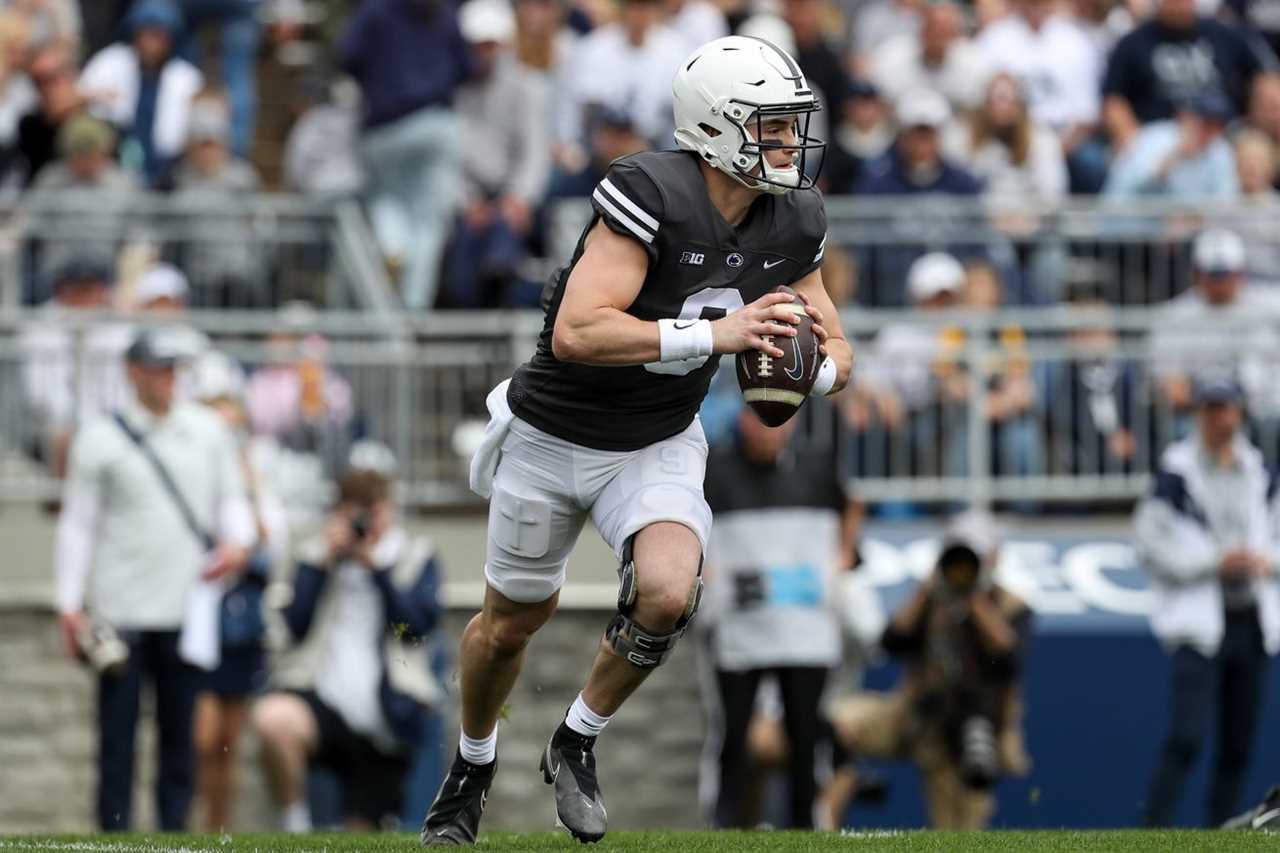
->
1, 831, 1276, 853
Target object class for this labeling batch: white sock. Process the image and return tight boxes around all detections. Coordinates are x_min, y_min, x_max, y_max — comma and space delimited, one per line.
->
281, 800, 311, 833
459, 725, 498, 765
565, 693, 612, 738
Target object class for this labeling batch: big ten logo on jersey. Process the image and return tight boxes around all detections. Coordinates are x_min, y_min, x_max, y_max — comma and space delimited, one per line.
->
679, 251, 705, 266
644, 286, 746, 376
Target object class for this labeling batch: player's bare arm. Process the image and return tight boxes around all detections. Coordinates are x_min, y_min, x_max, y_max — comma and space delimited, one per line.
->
792, 268, 854, 393
552, 220, 804, 365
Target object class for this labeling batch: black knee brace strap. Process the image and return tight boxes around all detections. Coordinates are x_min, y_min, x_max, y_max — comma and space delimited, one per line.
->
605, 537, 704, 669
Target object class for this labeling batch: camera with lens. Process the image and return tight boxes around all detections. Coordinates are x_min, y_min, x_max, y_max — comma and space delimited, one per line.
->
937, 544, 982, 598
75, 618, 130, 676
350, 510, 373, 541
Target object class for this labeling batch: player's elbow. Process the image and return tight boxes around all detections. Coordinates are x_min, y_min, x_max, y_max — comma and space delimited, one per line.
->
551, 319, 585, 363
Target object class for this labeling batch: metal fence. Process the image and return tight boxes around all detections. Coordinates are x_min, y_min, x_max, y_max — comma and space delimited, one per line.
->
6, 191, 400, 312
0, 304, 1276, 509
550, 196, 1280, 307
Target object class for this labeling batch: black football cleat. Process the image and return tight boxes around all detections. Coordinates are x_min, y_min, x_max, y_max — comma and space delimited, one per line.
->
540, 722, 608, 843
1222, 786, 1280, 831
421, 751, 497, 846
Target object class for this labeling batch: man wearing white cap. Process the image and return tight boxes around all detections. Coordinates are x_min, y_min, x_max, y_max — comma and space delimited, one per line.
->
444, 0, 551, 308
862, 252, 967, 433
1152, 228, 1280, 427
856, 88, 981, 197
854, 90, 983, 306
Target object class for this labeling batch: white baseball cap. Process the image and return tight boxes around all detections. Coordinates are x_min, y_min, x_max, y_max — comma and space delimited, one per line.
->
908, 252, 966, 302
191, 350, 246, 401
459, 0, 515, 44
1193, 228, 1245, 275
135, 263, 190, 305
896, 88, 951, 129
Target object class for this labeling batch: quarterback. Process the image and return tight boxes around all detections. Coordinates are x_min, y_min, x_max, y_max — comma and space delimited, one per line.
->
421, 35, 854, 845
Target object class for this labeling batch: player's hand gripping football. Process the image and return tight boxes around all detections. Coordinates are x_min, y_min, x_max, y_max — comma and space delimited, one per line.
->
712, 291, 825, 359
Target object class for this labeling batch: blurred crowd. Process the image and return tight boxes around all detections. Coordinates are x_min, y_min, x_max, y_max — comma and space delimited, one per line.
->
0, 0, 1277, 311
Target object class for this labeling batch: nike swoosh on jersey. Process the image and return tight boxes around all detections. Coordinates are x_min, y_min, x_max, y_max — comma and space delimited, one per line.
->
763, 259, 785, 269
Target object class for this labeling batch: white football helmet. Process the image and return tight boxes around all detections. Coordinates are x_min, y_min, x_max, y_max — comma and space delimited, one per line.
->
672, 35, 824, 195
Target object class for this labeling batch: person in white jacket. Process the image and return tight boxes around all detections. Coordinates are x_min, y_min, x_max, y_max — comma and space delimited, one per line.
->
1134, 374, 1280, 827
79, 0, 202, 186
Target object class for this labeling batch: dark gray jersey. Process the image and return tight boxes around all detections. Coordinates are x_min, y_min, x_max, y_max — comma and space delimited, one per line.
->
508, 150, 828, 451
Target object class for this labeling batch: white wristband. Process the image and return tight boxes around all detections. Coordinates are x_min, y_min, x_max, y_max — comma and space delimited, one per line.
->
658, 318, 714, 363
811, 355, 837, 396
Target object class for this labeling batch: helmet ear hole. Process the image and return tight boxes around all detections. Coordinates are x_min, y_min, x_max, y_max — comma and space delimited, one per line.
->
697, 122, 722, 139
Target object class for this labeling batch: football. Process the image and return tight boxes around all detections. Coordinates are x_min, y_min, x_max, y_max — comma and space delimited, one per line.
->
736, 286, 820, 427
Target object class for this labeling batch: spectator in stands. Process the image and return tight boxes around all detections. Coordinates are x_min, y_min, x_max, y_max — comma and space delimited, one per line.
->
29, 114, 139, 281
246, 302, 355, 476
860, 252, 967, 471
965, 261, 1043, 483
513, 0, 576, 80
827, 511, 1032, 829
282, 74, 364, 197
853, 90, 982, 305
172, 89, 265, 308
55, 330, 254, 831
542, 105, 649, 215
780, 0, 850, 121
80, 0, 204, 187
975, 0, 1105, 193
1243, 72, 1280, 180
869, 2, 985, 113
16, 40, 87, 185
19, 259, 132, 476
824, 78, 893, 193
339, 0, 470, 310
856, 89, 981, 196
128, 264, 213, 404
1135, 374, 1280, 826
175, 0, 261, 158
702, 406, 858, 830
81, 0, 132, 55
0, 11, 36, 155
944, 72, 1068, 206
1102, 0, 1275, 152
556, 0, 686, 156
443, 0, 550, 309
251, 453, 442, 832
849, 0, 921, 75
1105, 91, 1239, 198
1150, 229, 1280, 431
1071, 0, 1134, 59
9, 0, 81, 48
665, 0, 727, 56
1040, 274, 1138, 475
1231, 129, 1280, 286
190, 350, 288, 833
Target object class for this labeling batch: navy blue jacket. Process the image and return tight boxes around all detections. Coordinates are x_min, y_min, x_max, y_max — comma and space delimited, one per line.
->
854, 146, 984, 196
284, 546, 441, 743
339, 0, 471, 129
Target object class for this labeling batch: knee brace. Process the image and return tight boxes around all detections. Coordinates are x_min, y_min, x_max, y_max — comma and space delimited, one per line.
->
604, 537, 703, 669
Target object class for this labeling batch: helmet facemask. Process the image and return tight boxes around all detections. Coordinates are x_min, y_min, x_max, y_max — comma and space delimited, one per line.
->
717, 100, 824, 194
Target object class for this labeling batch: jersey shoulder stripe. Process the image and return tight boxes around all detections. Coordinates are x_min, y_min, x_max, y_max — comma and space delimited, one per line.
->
599, 177, 660, 231
592, 186, 655, 243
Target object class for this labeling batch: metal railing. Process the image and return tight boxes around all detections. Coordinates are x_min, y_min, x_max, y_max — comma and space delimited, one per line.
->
0, 305, 1275, 509
7, 191, 399, 312
550, 196, 1280, 307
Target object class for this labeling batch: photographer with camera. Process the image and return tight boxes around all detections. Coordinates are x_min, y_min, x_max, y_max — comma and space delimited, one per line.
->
250, 443, 443, 831
826, 511, 1032, 829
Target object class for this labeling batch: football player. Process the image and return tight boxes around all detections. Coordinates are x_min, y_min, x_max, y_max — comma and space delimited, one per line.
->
421, 35, 854, 846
